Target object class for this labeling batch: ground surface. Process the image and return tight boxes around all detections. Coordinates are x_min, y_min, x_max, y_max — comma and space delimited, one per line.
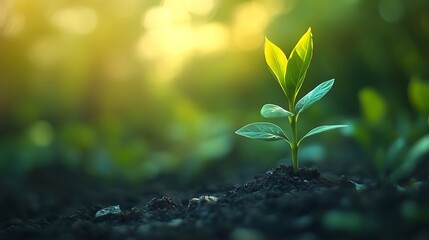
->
1, 165, 429, 240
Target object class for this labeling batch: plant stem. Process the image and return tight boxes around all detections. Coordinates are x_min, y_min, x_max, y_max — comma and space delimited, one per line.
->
290, 116, 299, 174
289, 101, 299, 174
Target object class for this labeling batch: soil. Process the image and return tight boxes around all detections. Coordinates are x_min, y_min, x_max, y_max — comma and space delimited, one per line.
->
1, 164, 429, 240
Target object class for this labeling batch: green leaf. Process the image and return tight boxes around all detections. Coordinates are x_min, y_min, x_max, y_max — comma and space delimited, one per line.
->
261, 104, 293, 118
408, 78, 429, 115
285, 27, 313, 101
264, 37, 288, 96
235, 122, 290, 143
391, 135, 429, 180
358, 88, 386, 125
295, 79, 335, 115
299, 125, 347, 145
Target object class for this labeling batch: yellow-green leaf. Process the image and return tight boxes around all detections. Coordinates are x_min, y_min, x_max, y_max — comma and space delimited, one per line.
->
285, 28, 313, 102
408, 78, 429, 115
264, 37, 288, 96
358, 88, 387, 125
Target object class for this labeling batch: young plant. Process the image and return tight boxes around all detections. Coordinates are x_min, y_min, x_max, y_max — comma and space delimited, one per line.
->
235, 28, 347, 174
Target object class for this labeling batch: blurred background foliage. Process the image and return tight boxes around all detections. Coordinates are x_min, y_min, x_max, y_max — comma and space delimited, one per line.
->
1, 0, 428, 183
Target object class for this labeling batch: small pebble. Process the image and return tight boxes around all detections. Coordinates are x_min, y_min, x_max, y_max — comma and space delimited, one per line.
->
349, 180, 367, 192
188, 195, 218, 209
95, 205, 121, 218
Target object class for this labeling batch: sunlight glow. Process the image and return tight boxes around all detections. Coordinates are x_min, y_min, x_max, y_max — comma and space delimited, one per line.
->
138, 0, 227, 82
137, 0, 284, 82
193, 23, 229, 54
0, 10, 25, 37
185, 0, 217, 16
232, 0, 283, 51
143, 5, 191, 30
0, 1, 26, 37
51, 7, 98, 35
28, 37, 61, 69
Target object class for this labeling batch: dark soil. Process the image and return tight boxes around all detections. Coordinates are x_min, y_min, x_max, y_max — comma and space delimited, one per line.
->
1, 165, 429, 240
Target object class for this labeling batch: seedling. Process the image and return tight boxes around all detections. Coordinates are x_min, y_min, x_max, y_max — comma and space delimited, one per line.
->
235, 28, 347, 174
